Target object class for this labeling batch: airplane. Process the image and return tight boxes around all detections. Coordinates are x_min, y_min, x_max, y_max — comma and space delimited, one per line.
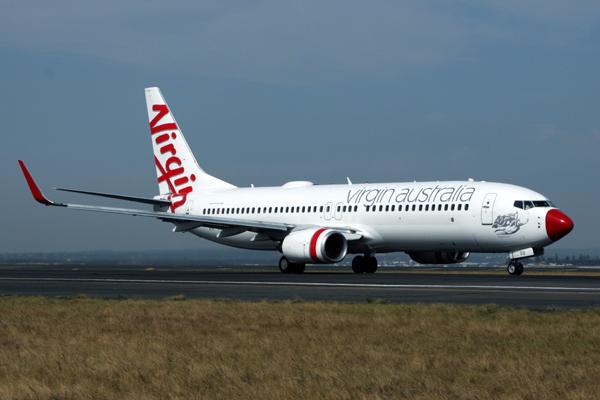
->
19, 87, 574, 275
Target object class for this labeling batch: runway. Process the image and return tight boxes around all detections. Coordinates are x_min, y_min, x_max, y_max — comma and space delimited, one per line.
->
1, 264, 600, 309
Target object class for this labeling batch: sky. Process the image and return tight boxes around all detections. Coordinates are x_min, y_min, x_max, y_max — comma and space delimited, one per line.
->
1, 0, 599, 254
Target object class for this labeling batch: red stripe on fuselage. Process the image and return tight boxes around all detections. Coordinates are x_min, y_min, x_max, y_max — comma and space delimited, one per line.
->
309, 229, 327, 262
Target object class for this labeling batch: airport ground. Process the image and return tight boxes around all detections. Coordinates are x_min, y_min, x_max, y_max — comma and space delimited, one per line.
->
2, 264, 600, 398
1, 264, 600, 309
1, 295, 600, 399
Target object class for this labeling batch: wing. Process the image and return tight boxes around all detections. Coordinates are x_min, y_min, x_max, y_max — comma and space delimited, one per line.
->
18, 160, 289, 233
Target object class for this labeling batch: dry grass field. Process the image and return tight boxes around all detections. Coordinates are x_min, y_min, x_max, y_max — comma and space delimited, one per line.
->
1, 295, 599, 399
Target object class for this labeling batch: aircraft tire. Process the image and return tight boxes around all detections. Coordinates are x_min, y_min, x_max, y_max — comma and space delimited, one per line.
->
279, 256, 294, 274
507, 262, 518, 275
352, 256, 366, 273
516, 263, 524, 275
293, 263, 306, 274
365, 257, 378, 273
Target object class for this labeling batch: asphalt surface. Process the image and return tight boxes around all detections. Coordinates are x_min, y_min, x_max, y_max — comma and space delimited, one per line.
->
1, 264, 600, 309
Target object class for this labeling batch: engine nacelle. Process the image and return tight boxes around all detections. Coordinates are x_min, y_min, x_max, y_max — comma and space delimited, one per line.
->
408, 251, 470, 265
282, 228, 348, 264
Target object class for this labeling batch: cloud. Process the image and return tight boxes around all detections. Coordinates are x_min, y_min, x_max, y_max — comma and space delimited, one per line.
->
1, 0, 599, 84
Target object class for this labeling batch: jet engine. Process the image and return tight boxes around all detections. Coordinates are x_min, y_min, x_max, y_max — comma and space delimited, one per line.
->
282, 228, 347, 264
408, 251, 470, 264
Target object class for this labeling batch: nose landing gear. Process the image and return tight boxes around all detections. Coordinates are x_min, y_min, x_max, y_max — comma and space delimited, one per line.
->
507, 260, 524, 275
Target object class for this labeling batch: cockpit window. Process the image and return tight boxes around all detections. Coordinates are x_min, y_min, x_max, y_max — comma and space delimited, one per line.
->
514, 200, 554, 209
532, 200, 554, 207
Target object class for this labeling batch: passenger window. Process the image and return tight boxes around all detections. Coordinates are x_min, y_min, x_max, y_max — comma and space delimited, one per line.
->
425, 205, 429, 211
438, 204, 442, 211
514, 200, 523, 209
419, 205, 423, 211
252, 207, 255, 213
203, 209, 206, 215
451, 204, 455, 211
257, 208, 260, 214
458, 204, 462, 211
398, 205, 402, 211
326, 206, 330, 212
241, 208, 244, 214
343, 206, 347, 212
290, 207, 294, 213
320, 206, 324, 212
391, 205, 395, 211
412, 205, 416, 211
366, 205, 370, 211
269, 207, 272, 213
354, 206, 358, 212
247, 208, 250, 214
379, 205, 383, 212
302, 206, 305, 213
465, 204, 469, 211
444, 204, 448, 211
337, 205, 341, 212
385, 205, 389, 212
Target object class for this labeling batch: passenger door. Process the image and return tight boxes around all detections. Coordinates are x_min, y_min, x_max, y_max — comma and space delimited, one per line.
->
481, 194, 496, 225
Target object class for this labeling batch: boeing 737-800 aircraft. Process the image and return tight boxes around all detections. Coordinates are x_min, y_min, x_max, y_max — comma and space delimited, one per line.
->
19, 87, 574, 275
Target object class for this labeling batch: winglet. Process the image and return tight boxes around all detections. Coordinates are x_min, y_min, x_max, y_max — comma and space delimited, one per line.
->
18, 160, 63, 206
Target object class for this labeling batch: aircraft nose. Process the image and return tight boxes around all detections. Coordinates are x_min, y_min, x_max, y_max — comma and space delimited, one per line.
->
546, 209, 574, 242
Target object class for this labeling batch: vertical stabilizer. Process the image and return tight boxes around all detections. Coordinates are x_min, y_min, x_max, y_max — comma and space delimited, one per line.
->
145, 87, 236, 200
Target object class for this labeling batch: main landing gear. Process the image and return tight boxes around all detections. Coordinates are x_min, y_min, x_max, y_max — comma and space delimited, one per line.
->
279, 256, 305, 274
352, 255, 378, 274
507, 260, 524, 275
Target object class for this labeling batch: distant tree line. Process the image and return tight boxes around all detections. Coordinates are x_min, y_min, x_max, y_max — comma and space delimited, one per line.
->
526, 254, 600, 266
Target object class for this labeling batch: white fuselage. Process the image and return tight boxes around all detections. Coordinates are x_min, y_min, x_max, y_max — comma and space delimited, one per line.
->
178, 180, 555, 254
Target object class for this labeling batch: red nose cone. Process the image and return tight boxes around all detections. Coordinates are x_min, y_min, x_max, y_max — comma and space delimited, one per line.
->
546, 209, 574, 242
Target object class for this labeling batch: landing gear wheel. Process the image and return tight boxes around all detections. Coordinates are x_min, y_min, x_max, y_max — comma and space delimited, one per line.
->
352, 256, 366, 273
364, 257, 378, 273
507, 261, 523, 276
516, 263, 524, 275
279, 256, 293, 274
279, 256, 305, 274
292, 263, 306, 274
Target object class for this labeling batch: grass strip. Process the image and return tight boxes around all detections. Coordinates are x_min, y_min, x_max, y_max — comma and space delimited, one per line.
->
1, 295, 599, 399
